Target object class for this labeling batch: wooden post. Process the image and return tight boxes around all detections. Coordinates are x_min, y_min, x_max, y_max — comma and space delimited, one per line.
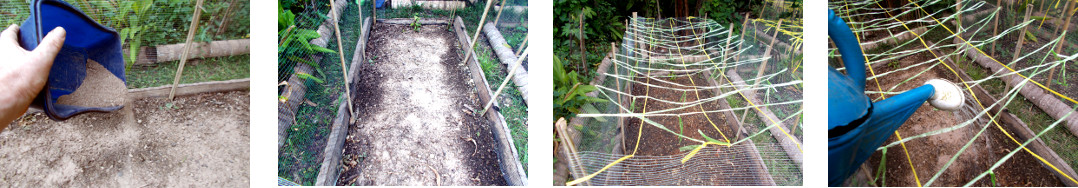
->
330, 0, 355, 121
1012, 5, 1033, 65
168, 0, 205, 100
991, 0, 1002, 56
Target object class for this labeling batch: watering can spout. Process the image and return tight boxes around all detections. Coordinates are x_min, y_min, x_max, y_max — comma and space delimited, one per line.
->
20, 0, 127, 121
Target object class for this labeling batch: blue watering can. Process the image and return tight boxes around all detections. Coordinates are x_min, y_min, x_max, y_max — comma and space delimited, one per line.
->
827, 9, 964, 186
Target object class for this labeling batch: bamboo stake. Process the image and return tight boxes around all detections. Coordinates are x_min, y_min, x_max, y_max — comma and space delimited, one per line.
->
1012, 5, 1033, 66
492, 0, 508, 26
1046, 3, 1074, 88
513, 35, 528, 57
215, 0, 240, 36
579, 9, 585, 72
371, 0, 377, 24
740, 19, 781, 124
734, 13, 750, 73
169, 0, 205, 100
331, 0, 355, 121
460, 0, 496, 73
991, 0, 1002, 56
481, 47, 529, 115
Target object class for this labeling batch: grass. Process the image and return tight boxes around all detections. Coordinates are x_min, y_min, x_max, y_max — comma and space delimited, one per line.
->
126, 55, 250, 89
474, 40, 530, 174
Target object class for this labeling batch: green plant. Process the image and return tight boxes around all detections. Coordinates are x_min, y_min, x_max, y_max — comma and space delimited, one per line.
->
554, 56, 607, 121
279, 1, 337, 83
410, 14, 422, 32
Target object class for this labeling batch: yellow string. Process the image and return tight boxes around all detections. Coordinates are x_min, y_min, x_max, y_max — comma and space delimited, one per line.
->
875, 1, 1078, 184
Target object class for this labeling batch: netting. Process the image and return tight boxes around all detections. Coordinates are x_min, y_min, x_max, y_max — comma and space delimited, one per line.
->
830, 0, 1078, 186
482, 0, 531, 173
561, 15, 803, 186
277, 0, 358, 185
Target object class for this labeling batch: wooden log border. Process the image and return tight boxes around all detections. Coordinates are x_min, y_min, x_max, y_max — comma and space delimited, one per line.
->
457, 16, 528, 185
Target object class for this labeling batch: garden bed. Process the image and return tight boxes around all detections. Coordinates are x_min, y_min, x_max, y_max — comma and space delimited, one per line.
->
860, 49, 1066, 186
334, 20, 516, 186
617, 72, 774, 185
0, 91, 249, 187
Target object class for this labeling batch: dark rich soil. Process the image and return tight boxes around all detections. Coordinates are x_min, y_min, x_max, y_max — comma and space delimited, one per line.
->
861, 49, 1065, 186
621, 73, 770, 185
336, 23, 505, 186
0, 91, 249, 187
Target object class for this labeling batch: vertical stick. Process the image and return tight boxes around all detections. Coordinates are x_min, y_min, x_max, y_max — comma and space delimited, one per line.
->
460, 0, 496, 74
371, 0, 377, 24
579, 10, 586, 72
740, 19, 781, 123
1047, 4, 1074, 88
1055, 0, 1071, 35
331, 0, 355, 120
734, 13, 750, 73
215, 0, 240, 36
492, 0, 508, 26
1013, 5, 1033, 65
955, 0, 965, 66
991, 0, 1002, 56
168, 0, 205, 100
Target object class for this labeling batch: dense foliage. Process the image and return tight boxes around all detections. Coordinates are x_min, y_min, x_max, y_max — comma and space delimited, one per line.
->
553, 56, 606, 121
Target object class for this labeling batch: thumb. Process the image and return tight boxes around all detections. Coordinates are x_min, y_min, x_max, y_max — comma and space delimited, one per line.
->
30, 26, 65, 64
28, 27, 64, 72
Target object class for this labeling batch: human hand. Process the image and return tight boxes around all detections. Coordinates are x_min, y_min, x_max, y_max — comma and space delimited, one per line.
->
0, 24, 66, 127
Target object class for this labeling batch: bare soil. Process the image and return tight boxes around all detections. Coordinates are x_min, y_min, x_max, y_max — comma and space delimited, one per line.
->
863, 52, 1064, 186
622, 73, 770, 185
336, 24, 505, 186
0, 91, 249, 187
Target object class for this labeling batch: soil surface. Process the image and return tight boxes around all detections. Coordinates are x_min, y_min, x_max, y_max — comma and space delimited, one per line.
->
56, 60, 128, 107
621, 73, 770, 185
336, 24, 506, 186
0, 91, 249, 187
862, 51, 1064, 186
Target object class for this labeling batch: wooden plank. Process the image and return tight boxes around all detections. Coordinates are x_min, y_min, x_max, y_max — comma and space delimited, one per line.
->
454, 16, 528, 185
128, 78, 249, 99
726, 70, 803, 170
315, 101, 350, 185
315, 2, 365, 186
